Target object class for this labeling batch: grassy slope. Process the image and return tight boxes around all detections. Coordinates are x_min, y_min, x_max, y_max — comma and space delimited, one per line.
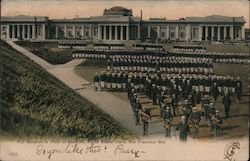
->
0, 40, 131, 140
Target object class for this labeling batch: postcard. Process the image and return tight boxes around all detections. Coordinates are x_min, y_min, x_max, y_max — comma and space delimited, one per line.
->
0, 0, 249, 160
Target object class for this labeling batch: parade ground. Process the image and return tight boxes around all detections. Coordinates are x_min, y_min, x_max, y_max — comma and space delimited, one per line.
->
74, 57, 249, 140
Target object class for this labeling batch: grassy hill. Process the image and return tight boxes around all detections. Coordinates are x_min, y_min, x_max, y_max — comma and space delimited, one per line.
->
0, 40, 131, 140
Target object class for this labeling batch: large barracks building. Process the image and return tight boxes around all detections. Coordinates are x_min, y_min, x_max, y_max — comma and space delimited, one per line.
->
1, 6, 246, 42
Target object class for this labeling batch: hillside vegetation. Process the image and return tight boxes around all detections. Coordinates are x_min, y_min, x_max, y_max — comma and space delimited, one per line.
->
0, 40, 131, 140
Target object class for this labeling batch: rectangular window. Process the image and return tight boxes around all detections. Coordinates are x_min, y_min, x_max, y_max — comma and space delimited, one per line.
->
161, 32, 165, 38
77, 31, 81, 37
170, 32, 175, 38
117, 26, 121, 40
70, 31, 73, 37
180, 32, 185, 38
101, 26, 104, 39
112, 26, 115, 40
85, 27, 89, 37
94, 27, 97, 36
106, 26, 110, 39
37, 26, 41, 36
123, 26, 126, 40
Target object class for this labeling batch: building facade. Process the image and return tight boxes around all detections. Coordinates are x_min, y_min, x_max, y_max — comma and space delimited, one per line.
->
1, 6, 246, 42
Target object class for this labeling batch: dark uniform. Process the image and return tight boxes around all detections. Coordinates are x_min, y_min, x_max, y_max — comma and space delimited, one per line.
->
151, 85, 158, 105
235, 83, 242, 103
210, 83, 219, 102
176, 117, 190, 141
172, 94, 180, 116
189, 109, 201, 139
191, 90, 201, 106
163, 108, 173, 137
183, 100, 192, 120
134, 100, 142, 125
140, 108, 152, 135
159, 93, 166, 118
190, 110, 201, 125
99, 72, 106, 91
207, 105, 216, 127
223, 93, 231, 118
211, 111, 223, 137
93, 74, 100, 91
202, 96, 211, 121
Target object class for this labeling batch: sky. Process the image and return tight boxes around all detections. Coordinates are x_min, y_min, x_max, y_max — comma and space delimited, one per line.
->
2, 0, 250, 27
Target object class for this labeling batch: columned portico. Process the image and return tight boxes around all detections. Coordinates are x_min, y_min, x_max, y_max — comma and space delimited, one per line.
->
97, 24, 129, 41
7, 24, 34, 39
200, 25, 235, 41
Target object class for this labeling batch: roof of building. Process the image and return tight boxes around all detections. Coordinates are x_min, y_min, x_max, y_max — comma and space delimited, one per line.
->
1, 12, 246, 25
185, 15, 245, 23
1, 15, 48, 22
103, 6, 133, 16
51, 15, 140, 23
107, 6, 130, 12
145, 15, 245, 24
